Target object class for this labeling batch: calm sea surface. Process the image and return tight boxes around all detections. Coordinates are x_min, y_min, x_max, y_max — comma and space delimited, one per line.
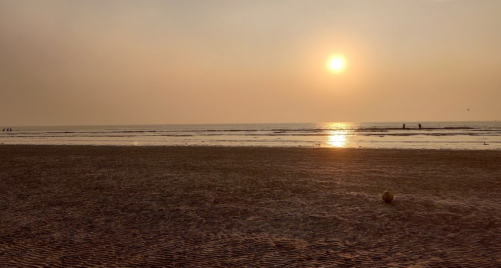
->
1, 121, 500, 150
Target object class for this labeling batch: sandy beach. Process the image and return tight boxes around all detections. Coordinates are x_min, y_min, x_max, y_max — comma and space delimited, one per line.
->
1, 145, 500, 267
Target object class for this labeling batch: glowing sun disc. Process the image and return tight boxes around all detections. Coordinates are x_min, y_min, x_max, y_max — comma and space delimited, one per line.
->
328, 57, 345, 72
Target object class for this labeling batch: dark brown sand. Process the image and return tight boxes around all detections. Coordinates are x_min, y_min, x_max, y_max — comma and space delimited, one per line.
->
1, 145, 501, 267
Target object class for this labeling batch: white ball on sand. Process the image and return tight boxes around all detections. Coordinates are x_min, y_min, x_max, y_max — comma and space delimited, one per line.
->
382, 191, 394, 203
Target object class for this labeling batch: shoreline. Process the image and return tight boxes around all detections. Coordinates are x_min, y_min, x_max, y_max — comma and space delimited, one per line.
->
1, 143, 500, 151
1, 145, 500, 266
1, 120, 500, 150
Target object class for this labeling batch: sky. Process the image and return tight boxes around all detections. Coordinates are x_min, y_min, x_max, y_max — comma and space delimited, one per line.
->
1, 0, 500, 126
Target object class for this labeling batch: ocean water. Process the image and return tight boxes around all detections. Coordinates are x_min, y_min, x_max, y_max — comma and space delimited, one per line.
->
1, 121, 500, 150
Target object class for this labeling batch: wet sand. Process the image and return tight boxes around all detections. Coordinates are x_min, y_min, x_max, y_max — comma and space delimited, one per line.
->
1, 145, 501, 267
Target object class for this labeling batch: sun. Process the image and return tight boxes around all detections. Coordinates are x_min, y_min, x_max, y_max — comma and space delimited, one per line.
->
327, 56, 345, 72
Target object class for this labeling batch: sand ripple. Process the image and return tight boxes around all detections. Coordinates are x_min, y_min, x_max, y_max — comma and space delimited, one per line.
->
1, 146, 501, 267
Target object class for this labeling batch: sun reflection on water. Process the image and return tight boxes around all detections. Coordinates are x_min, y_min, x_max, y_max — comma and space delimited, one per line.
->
324, 122, 352, 148
327, 131, 348, 147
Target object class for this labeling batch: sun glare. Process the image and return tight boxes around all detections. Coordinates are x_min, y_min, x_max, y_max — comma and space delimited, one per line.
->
327, 56, 345, 72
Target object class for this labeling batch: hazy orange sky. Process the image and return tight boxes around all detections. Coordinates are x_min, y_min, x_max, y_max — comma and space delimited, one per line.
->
1, 0, 500, 126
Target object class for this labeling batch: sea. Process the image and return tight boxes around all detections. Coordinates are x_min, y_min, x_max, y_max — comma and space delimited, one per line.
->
1, 121, 500, 150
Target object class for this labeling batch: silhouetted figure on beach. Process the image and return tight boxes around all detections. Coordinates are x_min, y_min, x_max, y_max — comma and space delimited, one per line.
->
419, 123, 422, 129
403, 124, 405, 129
2, 128, 4, 131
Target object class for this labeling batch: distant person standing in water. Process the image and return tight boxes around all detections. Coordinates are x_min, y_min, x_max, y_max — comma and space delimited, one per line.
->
403, 124, 406, 129
419, 123, 422, 129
